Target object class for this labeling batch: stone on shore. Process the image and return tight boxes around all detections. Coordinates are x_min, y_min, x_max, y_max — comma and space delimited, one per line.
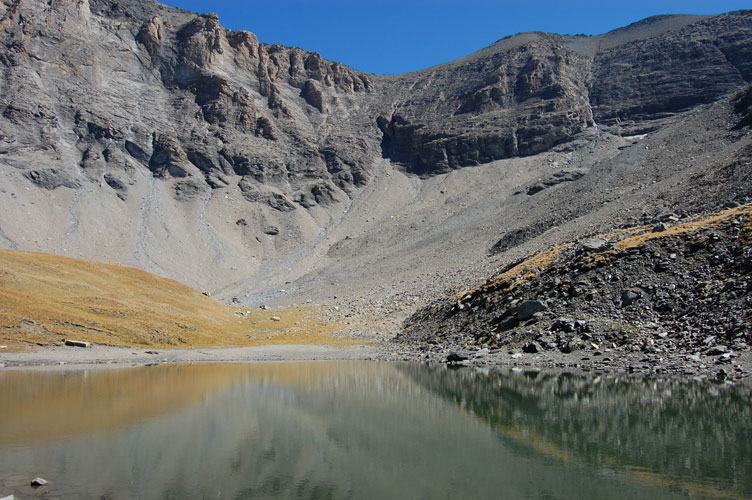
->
64, 340, 91, 348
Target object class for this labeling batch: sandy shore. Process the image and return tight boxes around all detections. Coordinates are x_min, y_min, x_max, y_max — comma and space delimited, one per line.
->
0, 343, 383, 369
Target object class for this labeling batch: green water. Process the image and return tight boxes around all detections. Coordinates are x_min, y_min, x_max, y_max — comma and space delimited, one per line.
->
0, 362, 750, 499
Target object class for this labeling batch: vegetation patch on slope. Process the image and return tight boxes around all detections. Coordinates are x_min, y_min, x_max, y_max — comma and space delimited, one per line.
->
0, 250, 353, 351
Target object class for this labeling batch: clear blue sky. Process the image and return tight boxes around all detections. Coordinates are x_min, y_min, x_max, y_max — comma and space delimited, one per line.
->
160, 1, 751, 75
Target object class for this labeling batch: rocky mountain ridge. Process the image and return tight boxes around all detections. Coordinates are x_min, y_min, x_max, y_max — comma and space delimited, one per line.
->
0, 0, 750, 318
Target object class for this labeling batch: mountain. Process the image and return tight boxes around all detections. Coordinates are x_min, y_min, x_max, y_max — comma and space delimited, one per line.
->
0, 0, 750, 341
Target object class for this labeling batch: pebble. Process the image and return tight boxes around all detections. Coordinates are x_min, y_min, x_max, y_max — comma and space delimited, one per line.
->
30, 477, 47, 487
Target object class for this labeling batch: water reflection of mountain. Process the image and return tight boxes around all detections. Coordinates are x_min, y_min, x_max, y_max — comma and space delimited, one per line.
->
399, 364, 752, 498
1, 362, 748, 499
2, 362, 524, 499
0, 363, 261, 447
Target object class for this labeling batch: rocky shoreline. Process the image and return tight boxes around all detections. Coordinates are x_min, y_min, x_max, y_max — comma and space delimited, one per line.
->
379, 343, 752, 382
394, 205, 752, 381
4, 338, 750, 384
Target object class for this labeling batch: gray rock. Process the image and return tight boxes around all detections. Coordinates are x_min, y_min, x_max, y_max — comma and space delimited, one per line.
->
620, 289, 643, 308
706, 345, 729, 356
552, 317, 576, 333
446, 352, 468, 363
23, 169, 81, 190
30, 477, 47, 487
517, 300, 547, 321
560, 343, 575, 354
527, 171, 585, 195
301, 80, 327, 113
174, 180, 206, 201
593, 15, 752, 133
581, 239, 610, 252
64, 339, 91, 348
103, 173, 127, 192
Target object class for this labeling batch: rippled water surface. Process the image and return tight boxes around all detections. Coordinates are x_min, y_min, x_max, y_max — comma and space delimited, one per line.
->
1, 362, 750, 499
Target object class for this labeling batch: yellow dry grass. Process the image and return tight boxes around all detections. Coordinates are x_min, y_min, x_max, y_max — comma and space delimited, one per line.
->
601, 204, 752, 251
0, 250, 355, 351
457, 243, 573, 302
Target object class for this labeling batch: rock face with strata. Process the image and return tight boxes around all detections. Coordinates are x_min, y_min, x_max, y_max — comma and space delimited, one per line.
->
378, 38, 595, 175
0, 0, 750, 296
590, 12, 752, 133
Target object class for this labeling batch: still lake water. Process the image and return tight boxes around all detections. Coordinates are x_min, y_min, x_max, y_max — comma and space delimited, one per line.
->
0, 362, 750, 500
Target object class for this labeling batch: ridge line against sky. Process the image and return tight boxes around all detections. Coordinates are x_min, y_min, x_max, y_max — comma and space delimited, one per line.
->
161, 1, 751, 75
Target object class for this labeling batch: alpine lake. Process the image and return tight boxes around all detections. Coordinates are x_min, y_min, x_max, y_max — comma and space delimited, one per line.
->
1, 361, 750, 499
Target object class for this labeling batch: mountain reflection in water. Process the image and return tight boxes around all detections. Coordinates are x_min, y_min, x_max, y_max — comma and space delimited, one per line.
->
0, 362, 750, 500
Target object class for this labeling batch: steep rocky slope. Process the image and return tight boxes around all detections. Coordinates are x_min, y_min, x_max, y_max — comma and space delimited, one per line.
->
0, 0, 750, 333
398, 205, 752, 377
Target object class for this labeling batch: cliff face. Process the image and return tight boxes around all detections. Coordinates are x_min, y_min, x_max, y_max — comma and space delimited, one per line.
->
377, 12, 752, 175
0, 0, 750, 298
377, 36, 595, 176
590, 12, 752, 132
0, 0, 379, 204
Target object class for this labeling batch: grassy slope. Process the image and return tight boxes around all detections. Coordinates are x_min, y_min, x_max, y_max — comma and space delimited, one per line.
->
0, 250, 351, 350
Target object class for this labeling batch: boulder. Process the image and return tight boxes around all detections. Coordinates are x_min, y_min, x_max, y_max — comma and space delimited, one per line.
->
706, 345, 729, 356
522, 342, 541, 353
517, 300, 547, 321
581, 239, 610, 252
446, 352, 468, 363
619, 289, 643, 308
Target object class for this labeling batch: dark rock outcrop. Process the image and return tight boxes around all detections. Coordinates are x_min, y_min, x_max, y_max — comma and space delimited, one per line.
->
591, 12, 752, 133
23, 169, 81, 190
399, 205, 752, 360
